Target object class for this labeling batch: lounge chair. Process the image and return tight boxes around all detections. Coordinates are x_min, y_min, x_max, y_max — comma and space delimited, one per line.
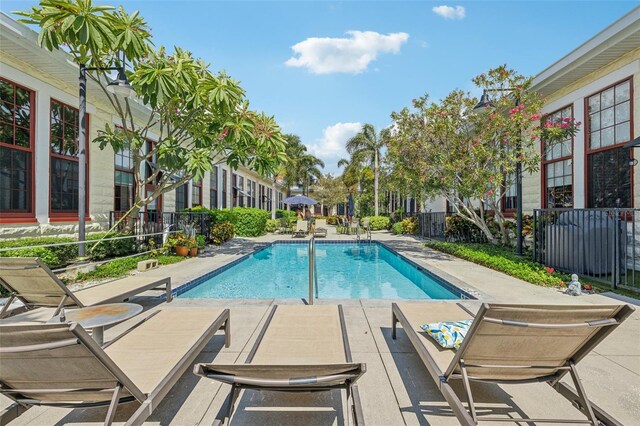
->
0, 307, 230, 426
291, 220, 308, 238
391, 302, 634, 425
0, 257, 172, 320
194, 304, 366, 425
314, 219, 328, 238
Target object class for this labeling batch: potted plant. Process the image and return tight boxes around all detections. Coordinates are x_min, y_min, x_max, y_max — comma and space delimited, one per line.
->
188, 237, 198, 257
167, 232, 189, 256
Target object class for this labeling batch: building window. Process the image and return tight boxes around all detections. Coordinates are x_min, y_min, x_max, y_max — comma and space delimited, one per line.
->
502, 171, 517, 212
252, 181, 257, 208
542, 106, 573, 208
175, 183, 188, 211
114, 145, 134, 212
192, 179, 202, 207
50, 99, 88, 216
587, 79, 633, 207
0, 78, 34, 220
237, 175, 244, 207
246, 179, 252, 208
210, 166, 218, 209
222, 169, 227, 208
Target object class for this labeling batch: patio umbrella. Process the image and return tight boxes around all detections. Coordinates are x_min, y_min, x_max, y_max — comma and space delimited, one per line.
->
283, 195, 318, 205
348, 193, 354, 218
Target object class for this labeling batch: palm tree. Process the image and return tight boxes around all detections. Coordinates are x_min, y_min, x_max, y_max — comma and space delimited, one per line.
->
281, 134, 306, 196
298, 154, 324, 195
345, 124, 388, 216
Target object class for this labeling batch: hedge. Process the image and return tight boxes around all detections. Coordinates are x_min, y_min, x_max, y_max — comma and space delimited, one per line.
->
391, 222, 404, 235
233, 207, 270, 237
425, 242, 566, 287
276, 209, 296, 219
265, 219, 279, 233
0, 233, 137, 268
362, 216, 390, 231
210, 222, 235, 244
0, 236, 77, 268
86, 232, 136, 260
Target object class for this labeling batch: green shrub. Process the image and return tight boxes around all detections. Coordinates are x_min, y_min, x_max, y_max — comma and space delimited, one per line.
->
210, 208, 237, 225
0, 247, 61, 268
315, 215, 339, 225
265, 219, 279, 233
391, 222, 404, 235
233, 207, 270, 237
211, 222, 235, 245
276, 209, 296, 219
0, 236, 77, 267
362, 216, 390, 231
425, 242, 568, 287
86, 232, 136, 260
402, 217, 418, 235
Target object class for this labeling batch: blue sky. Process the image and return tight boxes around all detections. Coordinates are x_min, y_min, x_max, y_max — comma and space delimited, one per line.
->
3, 1, 638, 173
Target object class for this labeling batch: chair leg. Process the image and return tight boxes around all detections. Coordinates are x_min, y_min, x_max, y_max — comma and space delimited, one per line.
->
391, 311, 398, 340
165, 279, 173, 303
227, 385, 241, 424
104, 384, 122, 426
568, 361, 598, 425
53, 295, 69, 317
224, 317, 231, 348
0, 401, 30, 425
459, 360, 478, 424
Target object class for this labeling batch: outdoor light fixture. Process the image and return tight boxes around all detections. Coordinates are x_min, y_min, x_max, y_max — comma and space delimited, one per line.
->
473, 90, 495, 110
630, 158, 638, 167
106, 68, 135, 98
472, 86, 525, 257
77, 63, 136, 258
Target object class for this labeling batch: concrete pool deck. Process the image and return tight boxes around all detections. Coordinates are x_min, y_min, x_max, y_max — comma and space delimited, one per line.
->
2, 229, 639, 425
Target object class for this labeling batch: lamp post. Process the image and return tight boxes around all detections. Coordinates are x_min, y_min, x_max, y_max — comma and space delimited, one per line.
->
473, 89, 524, 256
78, 65, 135, 258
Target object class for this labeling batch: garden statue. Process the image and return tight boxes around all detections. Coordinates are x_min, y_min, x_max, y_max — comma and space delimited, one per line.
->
566, 274, 582, 296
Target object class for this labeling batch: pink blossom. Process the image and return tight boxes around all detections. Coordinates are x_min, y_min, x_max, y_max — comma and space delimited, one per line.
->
487, 189, 494, 196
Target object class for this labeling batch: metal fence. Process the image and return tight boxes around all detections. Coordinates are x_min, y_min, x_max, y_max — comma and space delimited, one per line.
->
532, 208, 639, 292
416, 212, 447, 240
109, 211, 211, 241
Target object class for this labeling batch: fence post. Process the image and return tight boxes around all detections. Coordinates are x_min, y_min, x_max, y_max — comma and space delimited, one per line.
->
613, 209, 619, 290
532, 210, 537, 262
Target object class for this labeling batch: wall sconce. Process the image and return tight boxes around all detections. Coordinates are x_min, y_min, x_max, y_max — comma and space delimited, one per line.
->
630, 158, 638, 167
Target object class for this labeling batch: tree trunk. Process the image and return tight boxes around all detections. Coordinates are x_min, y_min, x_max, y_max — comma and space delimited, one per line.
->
374, 151, 379, 216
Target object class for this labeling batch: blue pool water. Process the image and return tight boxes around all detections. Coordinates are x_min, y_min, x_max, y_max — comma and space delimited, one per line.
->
177, 242, 466, 300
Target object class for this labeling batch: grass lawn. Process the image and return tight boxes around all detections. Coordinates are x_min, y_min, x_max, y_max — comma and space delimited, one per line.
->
72, 254, 186, 283
425, 241, 639, 299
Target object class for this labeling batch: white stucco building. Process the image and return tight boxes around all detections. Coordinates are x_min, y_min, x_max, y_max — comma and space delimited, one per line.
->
0, 13, 286, 239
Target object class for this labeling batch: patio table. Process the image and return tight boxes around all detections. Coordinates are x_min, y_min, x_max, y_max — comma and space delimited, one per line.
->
47, 302, 143, 345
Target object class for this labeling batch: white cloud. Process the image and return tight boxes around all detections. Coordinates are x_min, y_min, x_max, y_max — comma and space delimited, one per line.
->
306, 122, 362, 172
432, 5, 466, 20
285, 31, 409, 74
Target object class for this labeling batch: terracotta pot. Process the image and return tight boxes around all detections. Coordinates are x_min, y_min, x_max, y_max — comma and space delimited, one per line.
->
190, 247, 198, 257
175, 245, 189, 256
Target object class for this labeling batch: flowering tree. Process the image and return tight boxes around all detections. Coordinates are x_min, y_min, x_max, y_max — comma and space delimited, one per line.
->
18, 1, 286, 227
388, 66, 579, 244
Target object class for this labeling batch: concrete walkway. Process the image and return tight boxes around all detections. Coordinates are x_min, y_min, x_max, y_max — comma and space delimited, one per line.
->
2, 229, 639, 425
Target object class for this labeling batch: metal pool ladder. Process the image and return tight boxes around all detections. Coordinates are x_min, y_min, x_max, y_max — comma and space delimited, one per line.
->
308, 235, 319, 304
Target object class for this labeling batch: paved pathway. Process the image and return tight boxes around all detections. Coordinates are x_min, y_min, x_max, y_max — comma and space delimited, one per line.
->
2, 228, 639, 425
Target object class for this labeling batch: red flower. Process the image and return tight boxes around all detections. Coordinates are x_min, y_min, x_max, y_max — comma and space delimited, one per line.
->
545, 266, 554, 274
584, 284, 592, 291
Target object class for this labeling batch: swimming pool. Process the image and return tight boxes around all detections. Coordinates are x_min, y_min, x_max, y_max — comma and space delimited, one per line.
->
176, 242, 470, 300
